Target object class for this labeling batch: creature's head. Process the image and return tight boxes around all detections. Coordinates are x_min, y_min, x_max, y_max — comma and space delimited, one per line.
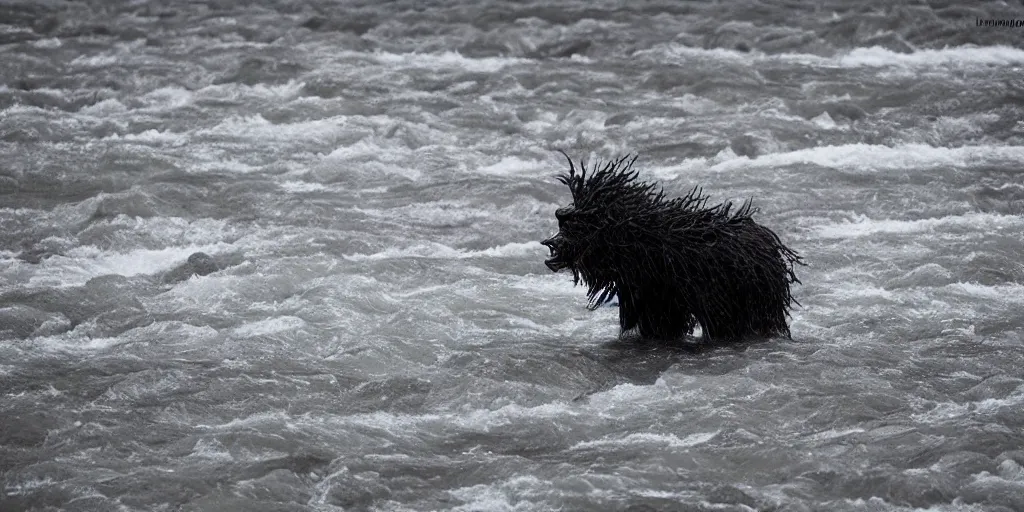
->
541, 152, 665, 308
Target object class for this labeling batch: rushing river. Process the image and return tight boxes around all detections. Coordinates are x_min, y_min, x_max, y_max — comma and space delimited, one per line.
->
2, 1, 1024, 511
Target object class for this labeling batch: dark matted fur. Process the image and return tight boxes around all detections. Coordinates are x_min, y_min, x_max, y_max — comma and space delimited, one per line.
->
541, 152, 804, 342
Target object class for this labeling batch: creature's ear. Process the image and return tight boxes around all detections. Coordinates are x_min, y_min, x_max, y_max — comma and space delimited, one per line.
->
555, 150, 574, 188
555, 150, 588, 202
557, 149, 576, 178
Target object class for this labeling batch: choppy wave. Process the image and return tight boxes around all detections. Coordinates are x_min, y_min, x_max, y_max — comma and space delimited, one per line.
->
2, 0, 1024, 510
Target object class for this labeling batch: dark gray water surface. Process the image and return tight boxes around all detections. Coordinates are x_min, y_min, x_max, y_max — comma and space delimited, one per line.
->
2, 1, 1024, 510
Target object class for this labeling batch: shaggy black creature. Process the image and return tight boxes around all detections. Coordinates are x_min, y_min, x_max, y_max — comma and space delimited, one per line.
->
541, 153, 804, 343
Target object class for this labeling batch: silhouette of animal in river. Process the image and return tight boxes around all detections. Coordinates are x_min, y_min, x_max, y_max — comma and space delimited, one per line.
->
541, 153, 804, 343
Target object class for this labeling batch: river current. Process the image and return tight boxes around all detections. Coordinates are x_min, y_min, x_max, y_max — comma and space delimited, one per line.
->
2, 1, 1024, 511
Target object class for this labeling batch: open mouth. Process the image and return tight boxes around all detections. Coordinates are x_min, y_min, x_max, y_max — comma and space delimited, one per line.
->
540, 235, 570, 272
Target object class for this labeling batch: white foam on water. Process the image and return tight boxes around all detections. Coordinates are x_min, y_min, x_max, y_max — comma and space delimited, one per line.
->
912, 388, 1024, 423
369, 50, 529, 73
195, 410, 293, 431
270, 381, 693, 440
99, 215, 238, 247
996, 459, 1024, 482
827, 283, 897, 301
112, 129, 189, 145
456, 401, 584, 430
334, 399, 582, 435
519, 111, 559, 133
137, 321, 221, 344
835, 45, 1024, 68
193, 80, 306, 103
449, 476, 546, 512
638, 142, 1024, 183
2, 477, 59, 497
78, 98, 129, 116
0, 94, 69, 117
323, 138, 389, 160
640, 43, 1024, 70
30, 37, 62, 49
713, 143, 1024, 174
526, 111, 610, 139
0, 97, 61, 116
318, 140, 428, 181
506, 274, 582, 296
342, 241, 542, 261
584, 379, 680, 410
28, 332, 133, 353
137, 86, 195, 111
926, 114, 995, 141
189, 157, 259, 174
634, 44, 749, 64
571, 430, 720, 450
27, 242, 234, 288
195, 114, 346, 142
811, 111, 838, 129
504, 317, 552, 333
948, 282, 1024, 303
389, 283, 452, 299
812, 212, 1024, 239
278, 181, 328, 193
477, 156, 549, 176
803, 427, 867, 443
69, 53, 120, 68
231, 316, 307, 338
369, 201, 547, 236
352, 200, 492, 226
187, 438, 234, 462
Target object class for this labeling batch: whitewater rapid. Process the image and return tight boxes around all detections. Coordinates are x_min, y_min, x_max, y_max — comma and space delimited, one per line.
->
3, 0, 1024, 511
